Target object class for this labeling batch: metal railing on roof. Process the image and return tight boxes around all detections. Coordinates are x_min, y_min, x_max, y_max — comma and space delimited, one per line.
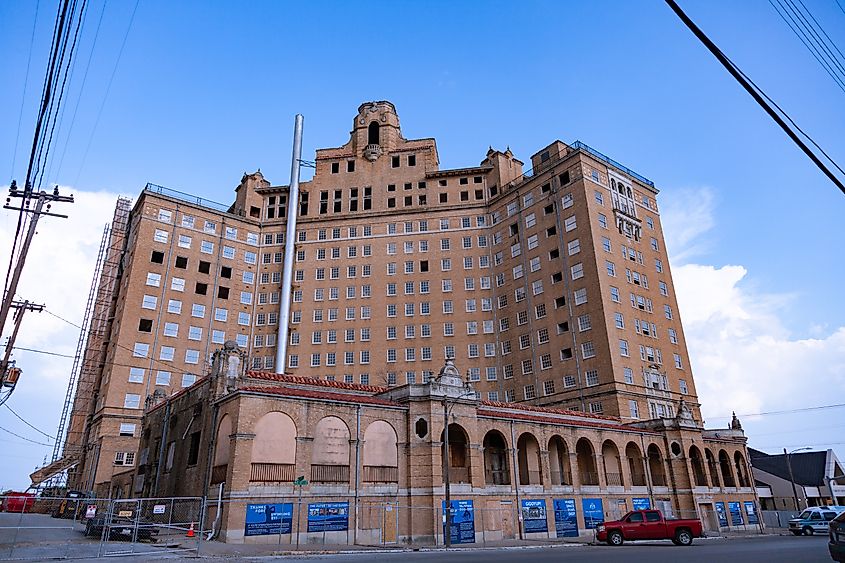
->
144, 182, 232, 213
570, 141, 655, 187
501, 140, 655, 195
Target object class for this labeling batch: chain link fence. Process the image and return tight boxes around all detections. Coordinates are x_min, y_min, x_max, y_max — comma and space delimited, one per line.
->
0, 494, 203, 560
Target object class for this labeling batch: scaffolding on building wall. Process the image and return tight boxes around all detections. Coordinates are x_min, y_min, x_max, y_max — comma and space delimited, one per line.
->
30, 197, 133, 492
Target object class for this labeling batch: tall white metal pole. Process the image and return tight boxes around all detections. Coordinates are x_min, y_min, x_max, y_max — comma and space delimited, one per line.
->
276, 114, 304, 373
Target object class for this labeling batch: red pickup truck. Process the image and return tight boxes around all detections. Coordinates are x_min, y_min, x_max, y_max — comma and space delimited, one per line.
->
595, 509, 703, 546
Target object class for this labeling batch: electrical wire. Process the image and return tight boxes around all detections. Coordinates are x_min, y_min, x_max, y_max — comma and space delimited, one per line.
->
665, 0, 845, 196
9, 0, 41, 184
53, 0, 108, 186
34, 0, 88, 191
43, 308, 207, 379
3, 404, 55, 440
0, 425, 52, 447
41, 0, 91, 190
708, 402, 845, 419
791, 0, 845, 76
74, 0, 140, 186
769, 0, 845, 92
11, 346, 75, 358
729, 63, 845, 178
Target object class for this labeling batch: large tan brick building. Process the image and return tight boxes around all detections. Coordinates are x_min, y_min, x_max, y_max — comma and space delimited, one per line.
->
52, 101, 722, 509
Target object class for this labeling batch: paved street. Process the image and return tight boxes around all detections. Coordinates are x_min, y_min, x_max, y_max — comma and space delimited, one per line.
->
6, 535, 829, 562
259, 536, 834, 563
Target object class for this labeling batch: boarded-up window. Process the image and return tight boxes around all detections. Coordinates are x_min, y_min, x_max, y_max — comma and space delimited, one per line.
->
312, 416, 350, 465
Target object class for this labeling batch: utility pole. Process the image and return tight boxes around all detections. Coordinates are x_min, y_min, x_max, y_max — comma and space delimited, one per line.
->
0, 182, 73, 343
0, 182, 71, 403
0, 300, 44, 403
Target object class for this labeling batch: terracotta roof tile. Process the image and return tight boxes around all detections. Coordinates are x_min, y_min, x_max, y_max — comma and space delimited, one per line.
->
239, 385, 402, 407
477, 408, 659, 434
480, 400, 621, 422
246, 371, 388, 393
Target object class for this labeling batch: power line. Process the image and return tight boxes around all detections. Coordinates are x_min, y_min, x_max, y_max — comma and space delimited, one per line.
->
708, 402, 845, 420
3, 404, 54, 439
11, 346, 75, 359
790, 0, 845, 77
664, 0, 845, 196
9, 0, 42, 184
40, 0, 91, 190
769, 0, 845, 93
730, 64, 845, 178
43, 308, 207, 379
53, 0, 108, 185
0, 425, 52, 447
75, 0, 140, 185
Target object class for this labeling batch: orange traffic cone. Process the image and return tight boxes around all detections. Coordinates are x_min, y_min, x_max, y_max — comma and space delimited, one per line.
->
186, 522, 195, 538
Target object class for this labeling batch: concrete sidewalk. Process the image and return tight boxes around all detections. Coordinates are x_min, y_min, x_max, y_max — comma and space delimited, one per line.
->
186, 532, 780, 559
193, 538, 588, 559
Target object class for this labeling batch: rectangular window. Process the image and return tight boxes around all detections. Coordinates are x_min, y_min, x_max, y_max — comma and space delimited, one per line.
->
132, 343, 149, 358
123, 394, 141, 409
155, 371, 171, 386
128, 368, 144, 383
574, 288, 587, 305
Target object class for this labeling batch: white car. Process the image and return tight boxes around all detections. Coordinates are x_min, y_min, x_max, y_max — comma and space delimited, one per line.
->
788, 506, 845, 536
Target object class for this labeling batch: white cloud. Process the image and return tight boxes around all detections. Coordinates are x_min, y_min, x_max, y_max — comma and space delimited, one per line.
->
665, 187, 845, 456
0, 187, 126, 489
661, 187, 715, 264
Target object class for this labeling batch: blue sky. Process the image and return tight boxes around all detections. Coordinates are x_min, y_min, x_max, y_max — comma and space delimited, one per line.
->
0, 0, 843, 489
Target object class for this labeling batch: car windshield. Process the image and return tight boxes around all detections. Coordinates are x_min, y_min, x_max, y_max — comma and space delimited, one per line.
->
833, 512, 845, 524
797, 510, 813, 520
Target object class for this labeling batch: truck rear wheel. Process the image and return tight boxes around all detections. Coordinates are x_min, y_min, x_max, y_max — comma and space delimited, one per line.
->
607, 531, 624, 546
674, 529, 693, 546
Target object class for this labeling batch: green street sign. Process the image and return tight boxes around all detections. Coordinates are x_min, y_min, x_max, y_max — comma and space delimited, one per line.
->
293, 476, 309, 486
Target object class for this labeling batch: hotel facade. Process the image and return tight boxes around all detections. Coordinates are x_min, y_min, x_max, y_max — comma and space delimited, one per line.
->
43, 102, 757, 539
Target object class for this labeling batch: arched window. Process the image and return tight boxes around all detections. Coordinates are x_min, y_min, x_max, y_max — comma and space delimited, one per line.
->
647, 444, 667, 486
440, 423, 471, 484
211, 414, 232, 484
705, 449, 721, 487
734, 451, 750, 488
689, 446, 708, 487
368, 121, 380, 145
362, 420, 398, 483
483, 430, 510, 485
602, 440, 624, 487
311, 416, 351, 483
548, 436, 572, 485
517, 432, 542, 485
250, 411, 297, 482
626, 442, 646, 486
719, 449, 736, 487
576, 438, 598, 485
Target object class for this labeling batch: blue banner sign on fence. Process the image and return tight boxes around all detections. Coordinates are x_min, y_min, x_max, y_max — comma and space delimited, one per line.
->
442, 499, 475, 544
245, 503, 293, 536
582, 498, 604, 529
632, 498, 651, 511
553, 499, 579, 537
744, 501, 758, 525
715, 502, 728, 527
728, 501, 744, 526
521, 499, 548, 533
307, 502, 349, 532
